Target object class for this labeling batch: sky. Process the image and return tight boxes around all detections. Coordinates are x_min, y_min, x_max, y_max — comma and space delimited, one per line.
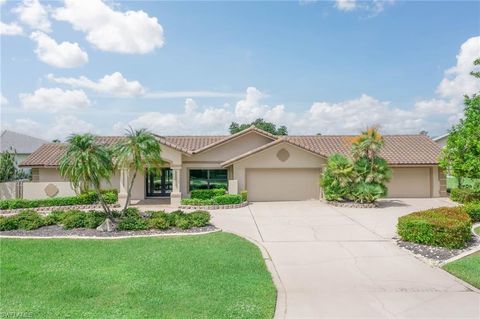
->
1, 0, 479, 141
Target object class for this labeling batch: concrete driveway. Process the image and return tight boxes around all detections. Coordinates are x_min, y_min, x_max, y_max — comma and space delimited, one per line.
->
211, 199, 480, 319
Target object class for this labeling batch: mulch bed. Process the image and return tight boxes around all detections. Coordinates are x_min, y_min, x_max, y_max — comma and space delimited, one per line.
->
395, 236, 480, 264
0, 225, 218, 238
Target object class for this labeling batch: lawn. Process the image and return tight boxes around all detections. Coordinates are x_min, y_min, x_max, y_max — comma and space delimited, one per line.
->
443, 252, 480, 289
475, 226, 480, 236
0, 232, 276, 319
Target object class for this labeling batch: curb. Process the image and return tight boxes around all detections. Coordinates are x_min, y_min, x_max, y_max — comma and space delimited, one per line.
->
0, 228, 221, 240
179, 202, 249, 210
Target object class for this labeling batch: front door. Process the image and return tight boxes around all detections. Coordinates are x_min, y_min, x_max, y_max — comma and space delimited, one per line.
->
146, 168, 172, 197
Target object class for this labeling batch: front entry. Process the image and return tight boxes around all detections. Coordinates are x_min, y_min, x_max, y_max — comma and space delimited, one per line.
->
146, 168, 172, 197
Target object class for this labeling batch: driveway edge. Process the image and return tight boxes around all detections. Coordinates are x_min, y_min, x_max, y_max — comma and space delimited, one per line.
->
223, 230, 287, 319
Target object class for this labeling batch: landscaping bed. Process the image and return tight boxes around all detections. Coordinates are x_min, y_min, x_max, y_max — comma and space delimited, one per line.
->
0, 232, 276, 318
181, 189, 248, 208
0, 208, 214, 237
326, 200, 377, 208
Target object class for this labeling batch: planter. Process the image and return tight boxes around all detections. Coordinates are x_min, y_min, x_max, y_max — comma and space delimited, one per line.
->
179, 201, 248, 210
326, 201, 377, 208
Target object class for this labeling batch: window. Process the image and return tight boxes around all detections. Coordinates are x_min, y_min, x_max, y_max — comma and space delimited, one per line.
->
189, 169, 228, 190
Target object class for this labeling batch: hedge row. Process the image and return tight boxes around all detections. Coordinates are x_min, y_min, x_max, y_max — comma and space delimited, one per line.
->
397, 206, 472, 249
450, 188, 480, 203
0, 189, 118, 210
182, 189, 246, 206
0, 208, 211, 232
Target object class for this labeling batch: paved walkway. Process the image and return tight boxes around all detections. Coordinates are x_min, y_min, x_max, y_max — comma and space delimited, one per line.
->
211, 199, 480, 319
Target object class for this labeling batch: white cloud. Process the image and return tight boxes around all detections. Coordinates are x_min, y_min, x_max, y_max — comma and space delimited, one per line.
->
184, 98, 197, 114
2, 116, 94, 140
335, 0, 356, 11
144, 91, 243, 99
30, 31, 88, 68
47, 72, 145, 97
437, 36, 480, 98
1, 94, 8, 106
13, 0, 51, 32
19, 87, 91, 112
53, 0, 164, 54
0, 21, 23, 35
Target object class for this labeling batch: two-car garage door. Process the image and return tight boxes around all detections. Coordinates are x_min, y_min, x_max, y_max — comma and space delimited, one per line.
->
387, 167, 431, 198
246, 168, 321, 201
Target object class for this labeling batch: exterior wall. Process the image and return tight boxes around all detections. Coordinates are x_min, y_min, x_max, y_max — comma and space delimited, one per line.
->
185, 132, 274, 163
232, 142, 326, 193
0, 182, 18, 199
23, 182, 76, 199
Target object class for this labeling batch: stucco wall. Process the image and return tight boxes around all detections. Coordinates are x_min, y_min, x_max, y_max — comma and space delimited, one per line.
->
23, 182, 76, 199
232, 142, 326, 192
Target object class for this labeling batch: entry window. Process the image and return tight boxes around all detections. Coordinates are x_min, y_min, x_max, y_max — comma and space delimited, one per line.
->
189, 169, 228, 190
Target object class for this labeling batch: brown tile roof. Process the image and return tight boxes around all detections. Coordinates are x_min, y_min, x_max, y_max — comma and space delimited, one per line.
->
20, 131, 442, 167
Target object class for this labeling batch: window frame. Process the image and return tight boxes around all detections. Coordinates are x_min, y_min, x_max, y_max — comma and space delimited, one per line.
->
188, 169, 228, 192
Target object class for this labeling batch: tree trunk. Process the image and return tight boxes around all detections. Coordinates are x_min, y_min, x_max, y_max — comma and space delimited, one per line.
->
122, 169, 138, 212
95, 188, 112, 219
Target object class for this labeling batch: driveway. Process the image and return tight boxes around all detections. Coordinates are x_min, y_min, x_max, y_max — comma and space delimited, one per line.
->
211, 199, 480, 319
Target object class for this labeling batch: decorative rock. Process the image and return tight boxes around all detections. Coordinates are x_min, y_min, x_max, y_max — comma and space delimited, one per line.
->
96, 218, 116, 232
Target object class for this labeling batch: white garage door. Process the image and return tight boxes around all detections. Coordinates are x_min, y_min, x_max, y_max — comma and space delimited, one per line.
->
246, 168, 321, 201
387, 167, 431, 198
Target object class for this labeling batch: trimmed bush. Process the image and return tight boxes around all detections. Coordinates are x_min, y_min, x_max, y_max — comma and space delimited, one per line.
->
451, 188, 480, 203
168, 210, 187, 226
61, 210, 87, 229
181, 198, 214, 206
464, 202, 480, 223
397, 207, 472, 249
189, 210, 211, 227
0, 210, 45, 230
176, 216, 192, 229
147, 210, 171, 230
212, 194, 243, 205
0, 216, 19, 231
240, 191, 248, 202
117, 216, 147, 231
0, 189, 118, 210
190, 189, 226, 200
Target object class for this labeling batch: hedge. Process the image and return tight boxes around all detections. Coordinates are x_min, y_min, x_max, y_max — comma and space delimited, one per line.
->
450, 188, 480, 203
397, 207, 472, 249
190, 189, 226, 200
0, 208, 211, 232
464, 202, 480, 223
181, 194, 244, 206
0, 189, 118, 210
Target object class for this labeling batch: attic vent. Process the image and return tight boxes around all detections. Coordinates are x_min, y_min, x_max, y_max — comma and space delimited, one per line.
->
277, 149, 290, 162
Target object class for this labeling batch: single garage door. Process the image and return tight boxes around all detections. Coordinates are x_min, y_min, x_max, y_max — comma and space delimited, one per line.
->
246, 168, 321, 201
387, 167, 431, 198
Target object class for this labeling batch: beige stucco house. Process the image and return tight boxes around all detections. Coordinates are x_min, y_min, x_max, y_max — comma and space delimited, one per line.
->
19, 126, 447, 205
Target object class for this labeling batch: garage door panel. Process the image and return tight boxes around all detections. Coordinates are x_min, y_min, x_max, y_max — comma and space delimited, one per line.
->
387, 167, 431, 198
246, 168, 321, 201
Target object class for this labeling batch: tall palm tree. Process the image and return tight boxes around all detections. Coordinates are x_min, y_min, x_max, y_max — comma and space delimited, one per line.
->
114, 127, 164, 212
351, 127, 384, 160
59, 134, 114, 216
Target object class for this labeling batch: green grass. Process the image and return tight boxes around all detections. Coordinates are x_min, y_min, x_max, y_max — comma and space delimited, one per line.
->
0, 232, 276, 319
475, 226, 480, 236
443, 252, 480, 289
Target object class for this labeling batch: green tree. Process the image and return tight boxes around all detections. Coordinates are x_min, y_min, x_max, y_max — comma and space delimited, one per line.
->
439, 94, 480, 186
113, 128, 164, 211
59, 134, 114, 216
470, 57, 480, 78
0, 151, 17, 182
229, 118, 288, 135
320, 154, 354, 201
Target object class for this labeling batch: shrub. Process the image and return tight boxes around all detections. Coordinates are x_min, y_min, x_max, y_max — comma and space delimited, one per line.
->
212, 194, 243, 205
61, 210, 87, 229
0, 190, 118, 210
175, 216, 192, 229
117, 208, 147, 231
84, 211, 106, 229
450, 188, 480, 203
190, 189, 226, 200
148, 215, 171, 230
397, 207, 472, 249
168, 210, 187, 226
7, 210, 45, 230
351, 182, 386, 203
0, 216, 18, 231
240, 191, 248, 202
43, 210, 66, 225
181, 198, 214, 206
464, 202, 480, 223
189, 210, 210, 227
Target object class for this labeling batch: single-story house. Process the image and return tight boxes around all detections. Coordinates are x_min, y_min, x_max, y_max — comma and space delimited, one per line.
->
19, 126, 447, 205
1, 130, 49, 174
433, 133, 449, 148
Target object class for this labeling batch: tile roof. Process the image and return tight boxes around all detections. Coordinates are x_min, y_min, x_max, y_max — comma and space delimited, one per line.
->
19, 131, 442, 167
1, 130, 49, 154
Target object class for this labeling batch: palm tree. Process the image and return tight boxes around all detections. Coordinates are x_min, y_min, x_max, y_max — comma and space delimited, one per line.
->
351, 127, 384, 160
114, 127, 164, 212
59, 134, 114, 217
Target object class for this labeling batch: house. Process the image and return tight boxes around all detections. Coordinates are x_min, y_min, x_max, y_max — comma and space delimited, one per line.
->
0, 130, 49, 174
19, 126, 447, 204
433, 133, 448, 148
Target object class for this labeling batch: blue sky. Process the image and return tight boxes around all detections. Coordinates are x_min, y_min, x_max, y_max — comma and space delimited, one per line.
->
1, 0, 479, 140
